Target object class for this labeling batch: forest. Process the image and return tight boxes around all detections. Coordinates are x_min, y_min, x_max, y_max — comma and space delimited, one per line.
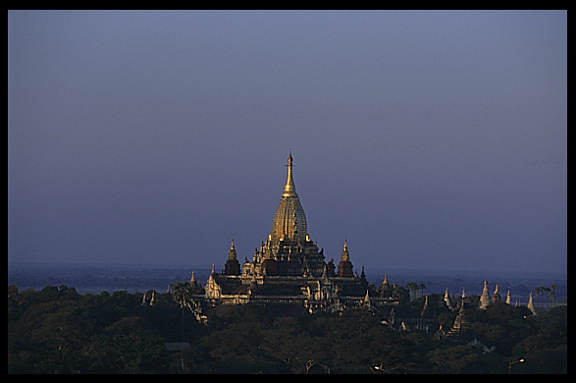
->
8, 284, 567, 374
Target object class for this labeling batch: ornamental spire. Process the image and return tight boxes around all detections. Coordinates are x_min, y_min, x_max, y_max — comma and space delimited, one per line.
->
271, 150, 307, 242
527, 291, 537, 315
341, 239, 350, 261
228, 239, 238, 260
480, 278, 491, 310
282, 149, 298, 198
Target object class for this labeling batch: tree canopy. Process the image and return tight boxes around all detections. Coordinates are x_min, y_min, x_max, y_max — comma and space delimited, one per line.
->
8, 285, 567, 374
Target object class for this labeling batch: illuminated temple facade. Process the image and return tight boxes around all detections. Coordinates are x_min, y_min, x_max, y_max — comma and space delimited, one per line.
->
201, 151, 399, 313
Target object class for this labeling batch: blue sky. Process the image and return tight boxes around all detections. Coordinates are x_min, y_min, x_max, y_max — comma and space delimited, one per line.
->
8, 10, 566, 274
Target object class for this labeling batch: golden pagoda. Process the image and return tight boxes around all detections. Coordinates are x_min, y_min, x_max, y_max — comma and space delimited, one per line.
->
243, 151, 328, 277
270, 150, 307, 243
201, 151, 401, 311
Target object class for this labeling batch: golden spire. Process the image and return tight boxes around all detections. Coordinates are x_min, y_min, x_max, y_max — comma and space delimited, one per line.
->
480, 278, 491, 310
271, 149, 307, 242
282, 149, 298, 198
527, 291, 537, 315
341, 239, 350, 261
228, 239, 238, 260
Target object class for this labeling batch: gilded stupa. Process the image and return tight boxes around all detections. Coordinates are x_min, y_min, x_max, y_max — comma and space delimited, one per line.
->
200, 151, 401, 311
271, 150, 307, 242
255, 150, 326, 277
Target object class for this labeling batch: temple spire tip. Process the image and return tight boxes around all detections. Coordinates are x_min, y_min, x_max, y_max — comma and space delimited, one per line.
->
282, 149, 297, 197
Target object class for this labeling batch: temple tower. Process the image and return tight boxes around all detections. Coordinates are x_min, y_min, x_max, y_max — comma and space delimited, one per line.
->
527, 291, 537, 315
224, 239, 241, 275
492, 284, 501, 303
251, 151, 326, 276
480, 279, 492, 310
446, 303, 473, 340
337, 240, 354, 278
270, 150, 308, 243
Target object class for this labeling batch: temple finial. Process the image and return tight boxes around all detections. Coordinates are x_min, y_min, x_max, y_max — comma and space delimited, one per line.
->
282, 149, 297, 197
341, 239, 350, 261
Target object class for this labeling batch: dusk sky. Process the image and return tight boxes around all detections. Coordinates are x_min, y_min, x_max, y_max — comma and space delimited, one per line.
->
8, 10, 566, 274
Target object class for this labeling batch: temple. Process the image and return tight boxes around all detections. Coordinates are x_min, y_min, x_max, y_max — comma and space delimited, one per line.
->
200, 151, 401, 313
175, 153, 538, 342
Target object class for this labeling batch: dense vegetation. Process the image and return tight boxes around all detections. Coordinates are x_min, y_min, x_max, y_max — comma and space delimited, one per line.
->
8, 285, 566, 374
